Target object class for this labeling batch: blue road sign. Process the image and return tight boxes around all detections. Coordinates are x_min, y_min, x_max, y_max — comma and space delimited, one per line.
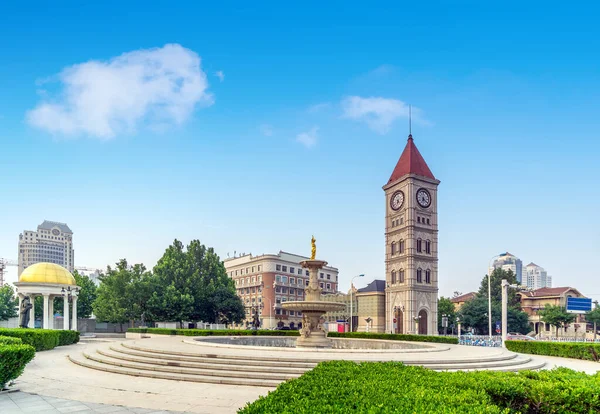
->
566, 297, 592, 314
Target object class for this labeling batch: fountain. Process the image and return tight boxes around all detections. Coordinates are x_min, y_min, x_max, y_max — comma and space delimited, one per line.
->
282, 236, 345, 348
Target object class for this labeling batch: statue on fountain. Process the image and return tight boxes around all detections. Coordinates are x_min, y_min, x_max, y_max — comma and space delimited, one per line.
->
19, 296, 33, 328
300, 314, 312, 338
311, 235, 316, 260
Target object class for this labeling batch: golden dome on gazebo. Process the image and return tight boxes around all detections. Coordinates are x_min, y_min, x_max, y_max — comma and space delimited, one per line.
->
19, 263, 76, 285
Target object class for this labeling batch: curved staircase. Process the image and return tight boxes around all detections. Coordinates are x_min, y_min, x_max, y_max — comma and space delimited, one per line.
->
69, 340, 545, 387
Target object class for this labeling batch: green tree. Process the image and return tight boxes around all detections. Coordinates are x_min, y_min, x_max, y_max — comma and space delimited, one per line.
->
93, 260, 153, 328
437, 297, 456, 334
73, 270, 98, 318
0, 284, 18, 321
538, 304, 575, 336
478, 268, 521, 307
458, 295, 529, 335
585, 304, 600, 341
149, 239, 245, 324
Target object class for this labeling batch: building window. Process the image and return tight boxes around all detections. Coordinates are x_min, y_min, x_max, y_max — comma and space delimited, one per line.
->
425, 269, 431, 284
282, 276, 288, 283
290, 267, 295, 274
282, 287, 288, 294
276, 297, 281, 304
417, 268, 423, 283
276, 286, 281, 293
290, 288, 295, 295
289, 311, 295, 316
275, 308, 281, 315
327, 274, 331, 280
418, 217, 421, 223
246, 267, 250, 274
306, 280, 309, 286
427, 218, 430, 225
282, 266, 287, 272
252, 266, 255, 272
391, 242, 396, 255
326, 283, 331, 290
235, 270, 238, 276
400, 240, 405, 254
399, 269, 405, 283
306, 270, 309, 276
276, 275, 281, 283
276, 265, 281, 271
320, 273, 324, 279
298, 268, 302, 275
417, 239, 422, 253
426, 240, 431, 254
258, 265, 261, 271
391, 271, 396, 284
319, 283, 324, 288
290, 277, 295, 284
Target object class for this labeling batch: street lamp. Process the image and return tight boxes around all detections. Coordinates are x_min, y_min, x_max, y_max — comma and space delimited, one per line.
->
442, 314, 449, 336
456, 316, 461, 338
487, 254, 501, 340
260, 282, 274, 329
501, 279, 531, 347
349, 274, 365, 332
386, 283, 402, 334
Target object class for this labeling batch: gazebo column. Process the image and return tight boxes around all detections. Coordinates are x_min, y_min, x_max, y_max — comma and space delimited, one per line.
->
71, 295, 78, 331
48, 297, 55, 329
63, 293, 70, 330
43, 294, 50, 329
28, 295, 35, 328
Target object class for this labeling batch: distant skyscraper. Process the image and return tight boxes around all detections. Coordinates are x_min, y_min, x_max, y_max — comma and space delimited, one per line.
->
18, 220, 74, 276
489, 252, 524, 284
524, 263, 552, 289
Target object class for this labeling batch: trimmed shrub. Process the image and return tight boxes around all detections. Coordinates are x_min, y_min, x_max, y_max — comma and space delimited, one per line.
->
506, 340, 600, 361
328, 331, 459, 344
239, 361, 600, 413
0, 329, 79, 351
128, 328, 300, 337
57, 330, 80, 346
0, 336, 23, 345
0, 343, 36, 389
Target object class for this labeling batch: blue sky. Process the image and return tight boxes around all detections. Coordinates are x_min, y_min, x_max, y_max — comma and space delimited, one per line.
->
1, 2, 599, 299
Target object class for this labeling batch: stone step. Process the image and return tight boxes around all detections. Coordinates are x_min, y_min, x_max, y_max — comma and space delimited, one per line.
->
415, 356, 532, 371
68, 353, 281, 388
443, 359, 546, 372
98, 348, 310, 375
85, 351, 303, 381
114, 344, 318, 369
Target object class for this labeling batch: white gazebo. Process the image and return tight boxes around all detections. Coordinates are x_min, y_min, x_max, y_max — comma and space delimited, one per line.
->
14, 262, 80, 330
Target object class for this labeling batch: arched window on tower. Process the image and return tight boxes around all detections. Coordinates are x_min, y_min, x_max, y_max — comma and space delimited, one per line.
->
417, 268, 423, 283
425, 240, 431, 254
391, 270, 396, 284
425, 269, 431, 284
417, 239, 422, 253
391, 242, 396, 255
399, 240, 405, 254
399, 269, 405, 283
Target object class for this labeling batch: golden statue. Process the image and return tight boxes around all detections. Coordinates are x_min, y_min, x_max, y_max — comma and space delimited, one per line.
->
310, 235, 316, 260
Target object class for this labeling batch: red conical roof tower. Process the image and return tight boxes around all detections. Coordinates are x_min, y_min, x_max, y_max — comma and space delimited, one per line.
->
387, 134, 435, 184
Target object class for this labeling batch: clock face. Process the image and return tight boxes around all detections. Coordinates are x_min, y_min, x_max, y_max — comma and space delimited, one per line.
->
52, 229, 60, 236
390, 191, 404, 210
416, 188, 431, 208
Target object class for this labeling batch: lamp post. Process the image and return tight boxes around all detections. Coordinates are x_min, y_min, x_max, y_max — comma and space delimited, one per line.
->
442, 314, 449, 336
501, 279, 531, 347
349, 274, 365, 332
260, 282, 274, 329
487, 254, 500, 340
413, 315, 421, 334
386, 282, 401, 334
456, 316, 461, 338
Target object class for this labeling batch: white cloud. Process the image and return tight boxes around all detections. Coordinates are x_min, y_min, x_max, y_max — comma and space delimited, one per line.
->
215, 70, 225, 82
260, 124, 274, 137
341, 96, 420, 134
296, 127, 318, 148
307, 102, 332, 113
26, 44, 213, 139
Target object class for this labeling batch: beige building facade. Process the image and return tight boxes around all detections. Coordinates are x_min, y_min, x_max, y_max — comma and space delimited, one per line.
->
224, 251, 339, 329
356, 280, 386, 333
18, 221, 74, 276
384, 135, 440, 335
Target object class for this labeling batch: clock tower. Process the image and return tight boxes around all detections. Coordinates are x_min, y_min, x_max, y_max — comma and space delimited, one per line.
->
384, 134, 439, 335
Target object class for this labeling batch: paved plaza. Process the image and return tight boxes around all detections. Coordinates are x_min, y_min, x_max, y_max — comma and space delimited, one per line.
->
3, 337, 599, 414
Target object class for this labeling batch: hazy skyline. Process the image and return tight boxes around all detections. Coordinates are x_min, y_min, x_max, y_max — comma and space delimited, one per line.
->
1, 3, 599, 300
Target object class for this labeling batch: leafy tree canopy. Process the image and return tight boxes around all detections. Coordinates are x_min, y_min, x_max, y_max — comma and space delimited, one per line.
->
457, 295, 529, 335
73, 270, 97, 318
538, 304, 575, 335
437, 297, 456, 333
478, 268, 521, 308
0, 284, 18, 321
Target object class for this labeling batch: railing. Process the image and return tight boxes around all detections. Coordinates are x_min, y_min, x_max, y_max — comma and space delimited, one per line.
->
458, 335, 503, 347
537, 336, 600, 343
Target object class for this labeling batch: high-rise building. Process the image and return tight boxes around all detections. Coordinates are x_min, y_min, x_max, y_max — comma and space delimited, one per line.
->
18, 221, 74, 276
224, 251, 339, 329
524, 262, 552, 289
384, 134, 440, 335
489, 252, 524, 284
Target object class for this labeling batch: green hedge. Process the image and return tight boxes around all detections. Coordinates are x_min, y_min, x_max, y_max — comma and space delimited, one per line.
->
0, 336, 23, 345
128, 328, 300, 337
328, 331, 459, 344
0, 328, 79, 351
0, 343, 36, 389
506, 340, 600, 361
240, 361, 600, 413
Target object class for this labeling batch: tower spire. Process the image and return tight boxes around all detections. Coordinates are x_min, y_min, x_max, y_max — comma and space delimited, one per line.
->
409, 104, 412, 137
